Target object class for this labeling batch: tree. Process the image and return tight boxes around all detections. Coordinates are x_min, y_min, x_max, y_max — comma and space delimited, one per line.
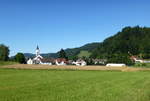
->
0, 44, 9, 61
58, 49, 68, 59
107, 53, 134, 66
85, 58, 94, 65
68, 55, 78, 61
14, 53, 26, 64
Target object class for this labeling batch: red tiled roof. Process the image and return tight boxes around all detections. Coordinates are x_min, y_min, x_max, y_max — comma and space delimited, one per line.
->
56, 58, 68, 63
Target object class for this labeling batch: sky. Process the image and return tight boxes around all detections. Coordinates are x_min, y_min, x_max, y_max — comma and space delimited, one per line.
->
0, 0, 150, 56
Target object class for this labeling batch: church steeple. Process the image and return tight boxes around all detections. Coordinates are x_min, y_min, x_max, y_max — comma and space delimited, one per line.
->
36, 45, 39, 50
36, 45, 40, 56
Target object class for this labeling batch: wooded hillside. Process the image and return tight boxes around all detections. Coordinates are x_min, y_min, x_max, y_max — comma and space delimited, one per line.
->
91, 26, 150, 59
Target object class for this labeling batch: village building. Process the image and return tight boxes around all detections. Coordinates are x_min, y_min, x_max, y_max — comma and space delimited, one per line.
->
27, 46, 68, 66
72, 59, 87, 66
27, 46, 52, 65
55, 58, 68, 65
130, 56, 150, 63
92, 59, 106, 65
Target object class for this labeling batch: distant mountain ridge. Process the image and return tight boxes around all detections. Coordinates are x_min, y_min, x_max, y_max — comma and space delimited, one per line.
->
24, 42, 100, 58
24, 53, 59, 59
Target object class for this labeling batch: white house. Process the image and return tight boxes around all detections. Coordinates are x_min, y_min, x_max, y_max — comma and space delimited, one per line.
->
72, 59, 87, 66
27, 58, 33, 64
55, 60, 66, 66
131, 56, 150, 63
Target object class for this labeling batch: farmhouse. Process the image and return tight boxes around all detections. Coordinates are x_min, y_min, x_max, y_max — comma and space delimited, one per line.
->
72, 59, 87, 66
55, 58, 68, 65
130, 56, 150, 63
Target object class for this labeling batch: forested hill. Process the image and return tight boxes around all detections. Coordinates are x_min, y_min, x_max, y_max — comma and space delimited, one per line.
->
64, 43, 100, 56
91, 26, 150, 59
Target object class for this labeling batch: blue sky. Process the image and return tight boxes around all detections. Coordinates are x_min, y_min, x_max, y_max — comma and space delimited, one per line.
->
0, 0, 150, 56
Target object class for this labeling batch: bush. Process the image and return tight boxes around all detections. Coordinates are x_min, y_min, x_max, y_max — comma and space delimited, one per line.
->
85, 58, 94, 65
14, 53, 26, 64
134, 63, 150, 68
107, 53, 134, 66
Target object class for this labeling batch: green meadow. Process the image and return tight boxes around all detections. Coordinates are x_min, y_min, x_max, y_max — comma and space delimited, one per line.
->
0, 69, 150, 101
0, 61, 18, 66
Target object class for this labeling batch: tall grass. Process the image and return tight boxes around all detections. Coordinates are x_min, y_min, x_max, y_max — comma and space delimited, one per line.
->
0, 69, 150, 101
0, 61, 18, 66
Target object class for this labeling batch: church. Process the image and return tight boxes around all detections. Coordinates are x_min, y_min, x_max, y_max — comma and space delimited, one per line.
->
27, 46, 87, 66
27, 46, 67, 65
27, 46, 52, 65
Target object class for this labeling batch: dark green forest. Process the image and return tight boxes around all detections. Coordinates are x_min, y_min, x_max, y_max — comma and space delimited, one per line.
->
91, 26, 150, 59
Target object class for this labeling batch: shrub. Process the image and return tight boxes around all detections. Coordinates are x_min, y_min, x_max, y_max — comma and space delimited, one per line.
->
107, 53, 134, 66
14, 53, 26, 64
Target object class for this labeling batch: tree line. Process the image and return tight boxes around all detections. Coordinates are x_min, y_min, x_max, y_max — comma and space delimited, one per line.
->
0, 44, 26, 64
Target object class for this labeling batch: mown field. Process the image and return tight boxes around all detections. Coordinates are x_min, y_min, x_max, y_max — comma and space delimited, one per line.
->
0, 68, 150, 101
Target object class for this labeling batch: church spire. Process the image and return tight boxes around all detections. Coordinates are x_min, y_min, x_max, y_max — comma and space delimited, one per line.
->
36, 45, 39, 50
36, 45, 40, 56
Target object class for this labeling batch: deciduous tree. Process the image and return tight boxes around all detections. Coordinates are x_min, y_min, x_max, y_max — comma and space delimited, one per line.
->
0, 44, 9, 61
14, 53, 26, 64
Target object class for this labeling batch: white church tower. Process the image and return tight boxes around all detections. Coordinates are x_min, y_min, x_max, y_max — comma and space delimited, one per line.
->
33, 45, 43, 64
36, 45, 40, 56
27, 45, 43, 64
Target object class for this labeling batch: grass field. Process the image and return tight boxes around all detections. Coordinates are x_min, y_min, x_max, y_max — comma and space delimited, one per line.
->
0, 68, 150, 101
0, 61, 18, 66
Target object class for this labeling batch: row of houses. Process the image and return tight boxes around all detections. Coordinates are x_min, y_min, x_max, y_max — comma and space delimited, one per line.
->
27, 46, 149, 67
27, 46, 87, 66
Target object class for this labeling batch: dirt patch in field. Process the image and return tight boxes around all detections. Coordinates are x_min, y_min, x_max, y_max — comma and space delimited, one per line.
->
1, 64, 150, 71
